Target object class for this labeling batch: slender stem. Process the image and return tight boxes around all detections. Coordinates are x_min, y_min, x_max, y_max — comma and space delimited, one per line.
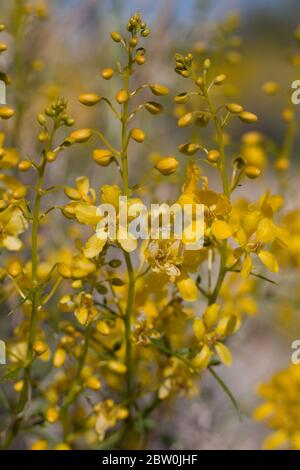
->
1, 155, 47, 449
120, 48, 135, 411
203, 86, 229, 196
123, 252, 135, 403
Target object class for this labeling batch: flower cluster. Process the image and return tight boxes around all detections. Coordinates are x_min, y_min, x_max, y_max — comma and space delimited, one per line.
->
0, 7, 293, 451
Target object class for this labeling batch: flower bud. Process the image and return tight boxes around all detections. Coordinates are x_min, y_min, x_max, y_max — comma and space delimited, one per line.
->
178, 143, 200, 155
86, 377, 101, 390
111, 31, 122, 42
116, 89, 129, 104
13, 187, 27, 199
78, 93, 101, 106
7, 260, 22, 278
178, 113, 193, 127
195, 77, 204, 88
226, 103, 243, 114
18, 160, 32, 172
96, 321, 111, 336
129, 37, 138, 48
14, 381, 24, 393
130, 128, 145, 143
155, 157, 179, 175
144, 102, 163, 114
109, 259, 122, 268
53, 348, 66, 368
214, 74, 226, 85
38, 131, 49, 142
275, 158, 289, 171
207, 149, 220, 162
282, 108, 294, 123
141, 28, 150, 37
149, 84, 169, 96
101, 68, 114, 80
203, 58, 211, 69
68, 128, 93, 143
107, 360, 127, 374
33, 340, 48, 356
244, 165, 261, 179
46, 407, 59, 423
262, 81, 279, 95
0, 107, 15, 119
46, 151, 57, 162
57, 263, 72, 279
174, 93, 189, 104
239, 111, 258, 124
93, 149, 113, 166
137, 56, 146, 67
66, 118, 75, 127
37, 113, 47, 125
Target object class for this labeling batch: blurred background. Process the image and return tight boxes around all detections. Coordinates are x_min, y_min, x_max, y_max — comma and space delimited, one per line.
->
1, 0, 300, 449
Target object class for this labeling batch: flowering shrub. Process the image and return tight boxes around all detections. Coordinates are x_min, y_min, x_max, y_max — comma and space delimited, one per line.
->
0, 3, 298, 451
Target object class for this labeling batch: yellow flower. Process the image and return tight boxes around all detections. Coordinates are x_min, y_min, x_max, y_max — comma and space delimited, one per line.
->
0, 206, 28, 251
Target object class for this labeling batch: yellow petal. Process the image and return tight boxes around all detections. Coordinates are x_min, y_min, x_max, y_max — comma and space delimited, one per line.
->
203, 303, 220, 329
193, 318, 206, 341
258, 250, 279, 272
3, 235, 22, 251
75, 203, 101, 225
84, 234, 107, 258
252, 402, 274, 421
101, 185, 121, 209
215, 342, 232, 367
241, 254, 253, 279
256, 217, 275, 243
75, 307, 89, 325
177, 277, 198, 302
192, 344, 211, 370
262, 431, 288, 450
211, 220, 233, 240
76, 176, 90, 194
117, 227, 138, 253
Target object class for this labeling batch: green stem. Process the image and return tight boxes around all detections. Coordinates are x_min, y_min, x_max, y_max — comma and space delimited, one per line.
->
204, 87, 229, 196
123, 252, 135, 403
120, 48, 135, 412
